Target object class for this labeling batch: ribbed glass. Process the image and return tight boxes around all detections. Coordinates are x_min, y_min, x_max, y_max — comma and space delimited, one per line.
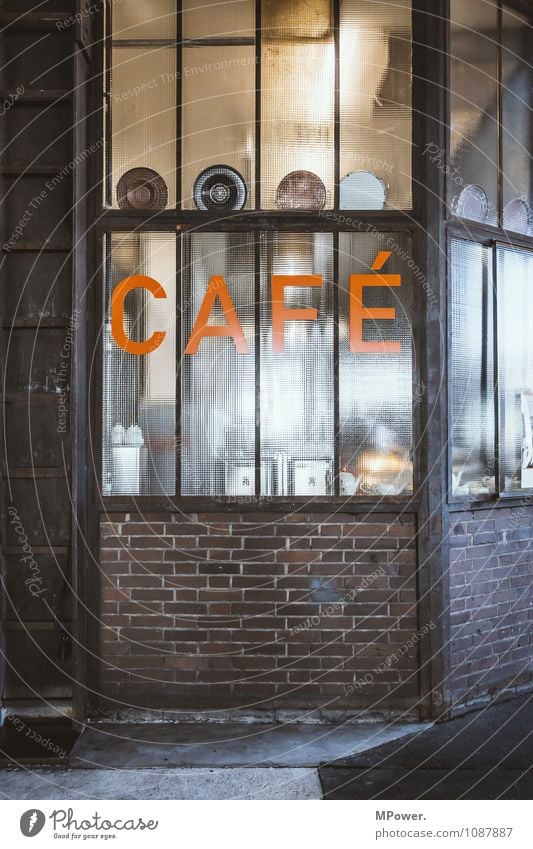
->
450, 238, 495, 497
338, 232, 413, 496
340, 0, 412, 211
181, 233, 256, 496
260, 233, 334, 496
102, 233, 176, 496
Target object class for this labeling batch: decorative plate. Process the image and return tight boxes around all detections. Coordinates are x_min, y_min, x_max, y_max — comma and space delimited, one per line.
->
503, 198, 532, 234
193, 165, 247, 211
453, 184, 488, 222
117, 168, 168, 210
275, 170, 326, 210
340, 171, 387, 210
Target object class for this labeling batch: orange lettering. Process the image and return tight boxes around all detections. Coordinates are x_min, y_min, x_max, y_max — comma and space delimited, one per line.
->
184, 275, 249, 354
349, 252, 400, 354
272, 275, 322, 353
111, 275, 167, 355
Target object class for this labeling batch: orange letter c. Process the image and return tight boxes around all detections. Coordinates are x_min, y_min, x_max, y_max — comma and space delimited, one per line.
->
111, 275, 167, 355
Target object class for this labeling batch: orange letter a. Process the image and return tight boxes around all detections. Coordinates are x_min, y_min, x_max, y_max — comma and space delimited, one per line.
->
184, 275, 249, 354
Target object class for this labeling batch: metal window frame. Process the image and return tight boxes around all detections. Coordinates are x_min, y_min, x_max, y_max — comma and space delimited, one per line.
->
96, 0, 422, 507
446, 0, 533, 509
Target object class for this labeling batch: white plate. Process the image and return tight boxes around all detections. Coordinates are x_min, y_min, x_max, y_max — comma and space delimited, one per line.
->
453, 184, 488, 222
340, 171, 387, 210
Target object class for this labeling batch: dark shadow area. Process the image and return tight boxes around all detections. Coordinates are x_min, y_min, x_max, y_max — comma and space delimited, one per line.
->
0, 718, 80, 766
319, 695, 533, 799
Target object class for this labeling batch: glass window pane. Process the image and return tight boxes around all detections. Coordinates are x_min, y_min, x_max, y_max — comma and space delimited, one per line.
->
449, 0, 498, 225
340, 0, 412, 211
182, 0, 255, 38
498, 245, 533, 492
261, 0, 334, 209
181, 46, 256, 210
112, 0, 176, 40
111, 47, 176, 208
263, 0, 333, 38
260, 233, 334, 496
103, 233, 176, 496
181, 233, 256, 496
450, 239, 495, 498
502, 5, 533, 236
339, 232, 413, 496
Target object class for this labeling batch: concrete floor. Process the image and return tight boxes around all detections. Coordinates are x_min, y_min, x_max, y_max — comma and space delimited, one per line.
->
320, 695, 533, 799
70, 719, 427, 768
0, 766, 322, 800
0, 719, 429, 800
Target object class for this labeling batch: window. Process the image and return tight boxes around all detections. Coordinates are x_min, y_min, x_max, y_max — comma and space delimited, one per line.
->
449, 2, 533, 500
105, 0, 412, 210
449, 1, 532, 235
103, 230, 414, 497
101, 1, 416, 499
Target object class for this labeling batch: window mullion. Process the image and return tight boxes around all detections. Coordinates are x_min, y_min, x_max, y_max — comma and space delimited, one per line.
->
333, 231, 340, 495
255, 235, 261, 495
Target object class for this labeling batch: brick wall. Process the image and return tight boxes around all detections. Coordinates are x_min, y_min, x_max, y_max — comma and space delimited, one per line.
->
448, 507, 533, 708
98, 511, 420, 714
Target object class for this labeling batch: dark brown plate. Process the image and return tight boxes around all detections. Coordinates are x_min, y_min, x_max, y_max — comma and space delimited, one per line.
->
117, 167, 168, 210
276, 170, 326, 210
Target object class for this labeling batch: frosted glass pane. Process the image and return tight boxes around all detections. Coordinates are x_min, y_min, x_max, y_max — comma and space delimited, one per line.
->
502, 6, 533, 235
111, 47, 176, 207
261, 2, 334, 209
103, 233, 176, 496
262, 0, 333, 38
182, 46, 256, 209
449, 0, 498, 225
182, 0, 255, 38
181, 233, 256, 496
498, 246, 533, 492
340, 0, 412, 211
339, 232, 413, 496
260, 233, 334, 496
450, 239, 495, 498
112, 1, 176, 40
